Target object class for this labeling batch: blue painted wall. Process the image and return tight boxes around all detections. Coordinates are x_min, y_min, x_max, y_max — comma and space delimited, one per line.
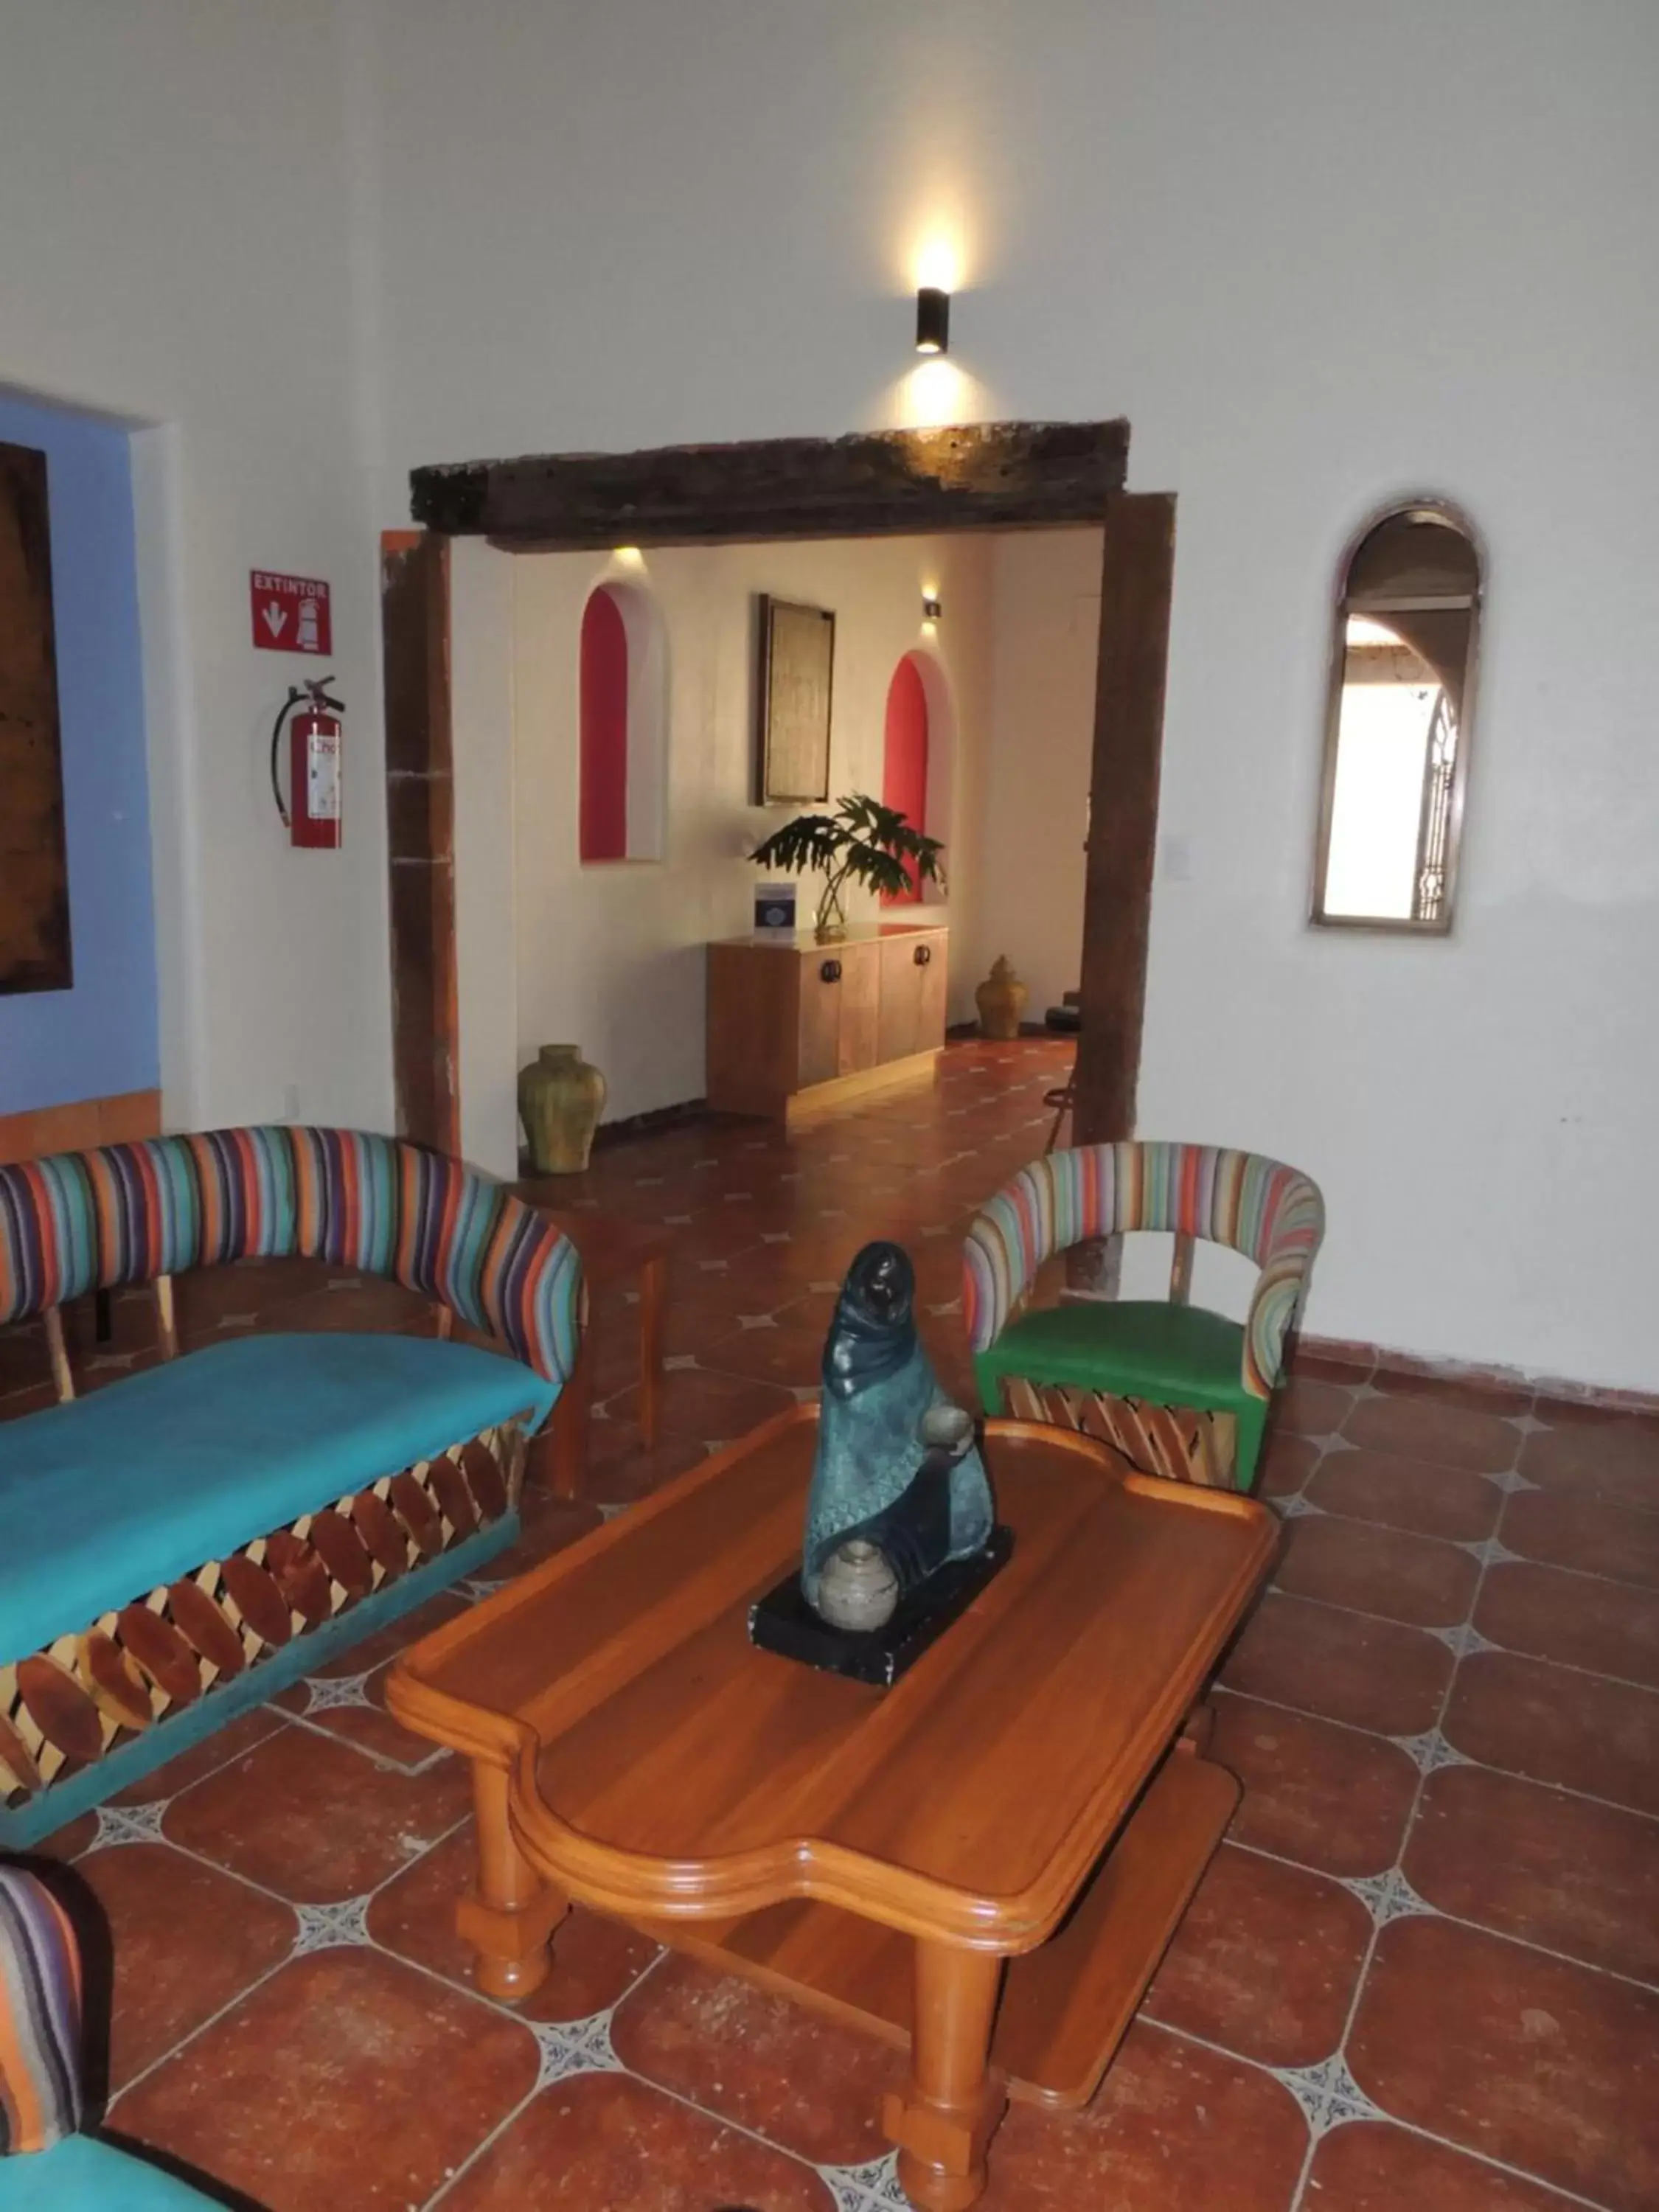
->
0, 394, 157, 1116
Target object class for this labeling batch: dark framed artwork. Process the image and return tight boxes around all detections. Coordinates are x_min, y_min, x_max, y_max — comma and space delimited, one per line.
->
755, 594, 835, 804
0, 442, 71, 994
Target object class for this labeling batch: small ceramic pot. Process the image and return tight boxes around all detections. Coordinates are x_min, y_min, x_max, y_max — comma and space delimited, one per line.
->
975, 955, 1028, 1041
814, 1540, 900, 1632
518, 1044, 607, 1174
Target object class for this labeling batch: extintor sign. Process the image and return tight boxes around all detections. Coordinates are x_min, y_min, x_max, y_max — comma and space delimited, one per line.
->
250, 571, 332, 655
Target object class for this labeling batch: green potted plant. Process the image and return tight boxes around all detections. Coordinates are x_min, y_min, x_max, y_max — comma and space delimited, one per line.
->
749, 793, 946, 942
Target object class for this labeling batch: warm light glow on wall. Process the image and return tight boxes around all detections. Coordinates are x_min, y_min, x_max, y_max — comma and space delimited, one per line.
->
897, 356, 976, 429
912, 237, 961, 294
612, 546, 645, 568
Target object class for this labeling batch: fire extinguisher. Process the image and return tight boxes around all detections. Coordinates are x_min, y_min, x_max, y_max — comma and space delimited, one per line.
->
269, 678, 344, 849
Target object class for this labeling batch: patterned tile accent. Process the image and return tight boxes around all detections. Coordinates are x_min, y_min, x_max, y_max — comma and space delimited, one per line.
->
298, 1670, 377, 1713
1391, 1727, 1476, 1774
94, 1799, 171, 1846
1271, 2049, 1387, 2136
1341, 1866, 1438, 1927
291, 1894, 373, 1954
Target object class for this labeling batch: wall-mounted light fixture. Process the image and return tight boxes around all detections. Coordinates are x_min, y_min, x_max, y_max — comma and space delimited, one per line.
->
914, 286, 950, 355
921, 593, 942, 623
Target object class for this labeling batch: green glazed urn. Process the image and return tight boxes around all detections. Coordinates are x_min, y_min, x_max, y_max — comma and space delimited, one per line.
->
518, 1044, 607, 1174
975, 955, 1028, 1042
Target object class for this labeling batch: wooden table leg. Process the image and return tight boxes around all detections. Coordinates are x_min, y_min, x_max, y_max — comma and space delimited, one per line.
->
638, 1253, 666, 1447
882, 1942, 1008, 2212
543, 1343, 593, 1502
455, 1761, 567, 2000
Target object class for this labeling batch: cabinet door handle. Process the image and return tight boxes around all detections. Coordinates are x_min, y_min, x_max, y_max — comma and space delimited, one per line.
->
820, 959, 842, 984
914, 944, 932, 967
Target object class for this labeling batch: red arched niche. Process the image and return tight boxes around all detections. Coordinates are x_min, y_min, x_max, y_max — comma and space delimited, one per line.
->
580, 585, 629, 862
880, 652, 930, 905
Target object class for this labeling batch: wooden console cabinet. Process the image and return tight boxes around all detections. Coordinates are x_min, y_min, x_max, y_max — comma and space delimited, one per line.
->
706, 922, 947, 1123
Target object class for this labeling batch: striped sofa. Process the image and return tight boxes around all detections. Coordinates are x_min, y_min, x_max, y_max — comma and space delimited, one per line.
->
0, 1127, 582, 1846
964, 1142, 1324, 1489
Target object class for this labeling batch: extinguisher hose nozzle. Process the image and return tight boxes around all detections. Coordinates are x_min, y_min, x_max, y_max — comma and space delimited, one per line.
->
269, 686, 305, 829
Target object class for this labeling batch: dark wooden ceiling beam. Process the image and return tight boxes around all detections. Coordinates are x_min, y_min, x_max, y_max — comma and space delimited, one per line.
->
410, 420, 1128, 549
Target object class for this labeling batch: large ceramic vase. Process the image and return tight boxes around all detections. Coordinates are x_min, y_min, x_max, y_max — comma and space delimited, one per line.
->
975, 955, 1028, 1041
518, 1044, 607, 1174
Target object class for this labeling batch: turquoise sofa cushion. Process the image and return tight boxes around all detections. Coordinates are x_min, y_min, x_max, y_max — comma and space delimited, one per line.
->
0, 1334, 556, 1666
0, 2134, 222, 2208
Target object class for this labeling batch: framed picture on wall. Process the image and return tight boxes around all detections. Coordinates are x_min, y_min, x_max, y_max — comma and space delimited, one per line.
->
0, 442, 72, 995
755, 594, 835, 804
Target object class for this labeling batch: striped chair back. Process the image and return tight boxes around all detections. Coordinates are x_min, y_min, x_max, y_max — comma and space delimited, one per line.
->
0, 1868, 82, 2154
0, 1127, 581, 1387
964, 1141, 1324, 1398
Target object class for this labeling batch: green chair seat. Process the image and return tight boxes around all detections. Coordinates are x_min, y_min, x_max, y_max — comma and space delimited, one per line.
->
975, 1301, 1251, 1413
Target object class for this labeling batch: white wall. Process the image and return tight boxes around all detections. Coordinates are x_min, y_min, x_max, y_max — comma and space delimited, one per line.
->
0, 1, 391, 1134
493, 533, 995, 1150
10, 1, 1656, 1387
365, 0, 1659, 1391
970, 529, 1102, 1018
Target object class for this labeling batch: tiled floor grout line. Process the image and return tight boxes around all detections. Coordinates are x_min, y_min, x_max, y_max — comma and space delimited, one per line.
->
94, 1798, 477, 2105
1212, 1677, 1658, 1823
1224, 1835, 1659, 1995
1284, 1423, 1516, 2212
1148, 2015, 1618, 2212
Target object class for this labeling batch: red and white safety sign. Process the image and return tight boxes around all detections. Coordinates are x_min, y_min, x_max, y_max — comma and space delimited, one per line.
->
250, 570, 332, 656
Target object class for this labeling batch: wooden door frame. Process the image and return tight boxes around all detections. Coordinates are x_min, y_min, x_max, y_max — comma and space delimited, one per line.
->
389, 421, 1174, 1154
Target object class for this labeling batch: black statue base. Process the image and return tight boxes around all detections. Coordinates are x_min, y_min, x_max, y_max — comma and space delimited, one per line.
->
748, 1527, 1014, 1689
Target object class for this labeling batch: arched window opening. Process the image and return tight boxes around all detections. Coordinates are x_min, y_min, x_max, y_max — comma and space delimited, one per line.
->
880, 652, 931, 905
579, 580, 665, 863
1312, 503, 1481, 933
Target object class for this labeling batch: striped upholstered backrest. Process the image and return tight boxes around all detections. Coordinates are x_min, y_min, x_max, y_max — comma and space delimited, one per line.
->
0, 1868, 82, 2154
964, 1141, 1324, 1397
0, 1127, 581, 1387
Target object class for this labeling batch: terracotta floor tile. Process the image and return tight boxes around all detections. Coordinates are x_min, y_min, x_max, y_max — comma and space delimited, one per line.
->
110, 1948, 538, 2212
609, 1951, 905, 2166
26, 1807, 100, 1860
605, 1362, 797, 1446
484, 1488, 605, 1579
1142, 1840, 1371, 2067
72, 1840, 296, 2094
290, 1699, 444, 1768
1307, 2119, 1596, 2210
1475, 1559, 1659, 1688
1348, 1915, 1659, 2211
304, 1587, 470, 1679
1520, 1417, 1659, 1514
111, 1704, 288, 1806
1256, 1431, 1321, 1499
698, 1318, 832, 1390
367, 1823, 659, 2020
976, 2020, 1307, 2211
1305, 1447, 1503, 1543
583, 1418, 713, 1505
1442, 1649, 1659, 1816
1221, 1591, 1453, 1737
1211, 1694, 1421, 1877
1499, 1486, 1659, 1590
1276, 1512, 1478, 1629
1405, 1763, 1659, 1982
437, 2070, 835, 2212
1271, 1375, 1355, 1437
1343, 1392, 1520, 1475
162, 1719, 471, 1899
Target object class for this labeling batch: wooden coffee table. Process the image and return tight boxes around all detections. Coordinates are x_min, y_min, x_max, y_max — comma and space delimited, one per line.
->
388, 1405, 1276, 2210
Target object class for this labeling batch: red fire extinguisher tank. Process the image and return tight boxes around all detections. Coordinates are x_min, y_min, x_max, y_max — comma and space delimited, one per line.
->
270, 681, 344, 849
